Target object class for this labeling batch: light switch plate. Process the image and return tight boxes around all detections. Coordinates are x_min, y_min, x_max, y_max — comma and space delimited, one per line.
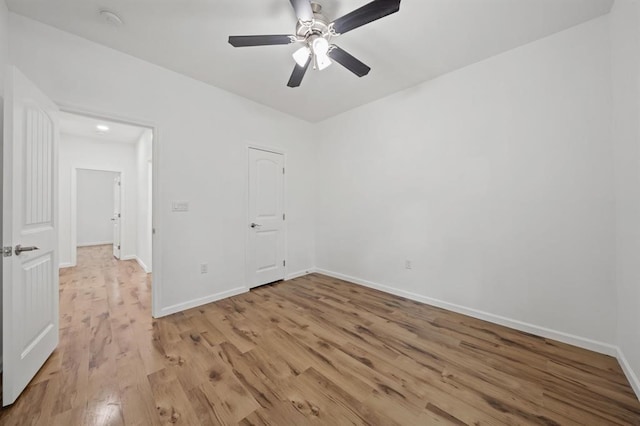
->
172, 201, 189, 212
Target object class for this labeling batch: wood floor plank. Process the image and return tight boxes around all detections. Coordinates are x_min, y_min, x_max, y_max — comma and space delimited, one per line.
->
187, 384, 236, 426
147, 368, 202, 425
116, 351, 162, 426
1, 246, 638, 425
216, 341, 291, 409
286, 367, 403, 425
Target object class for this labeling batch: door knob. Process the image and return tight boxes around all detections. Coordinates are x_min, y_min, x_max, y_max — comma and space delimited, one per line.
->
250, 223, 262, 228
15, 245, 39, 256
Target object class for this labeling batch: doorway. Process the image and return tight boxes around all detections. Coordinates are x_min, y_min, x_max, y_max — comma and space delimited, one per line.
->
75, 169, 121, 257
246, 147, 286, 289
2, 67, 161, 407
59, 111, 154, 274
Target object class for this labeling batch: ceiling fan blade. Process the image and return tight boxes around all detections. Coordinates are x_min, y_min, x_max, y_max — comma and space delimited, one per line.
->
228, 35, 294, 47
328, 46, 371, 77
287, 56, 311, 88
331, 0, 401, 35
290, 0, 314, 22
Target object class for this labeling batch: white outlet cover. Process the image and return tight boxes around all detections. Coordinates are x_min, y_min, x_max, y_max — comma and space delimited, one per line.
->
172, 201, 189, 212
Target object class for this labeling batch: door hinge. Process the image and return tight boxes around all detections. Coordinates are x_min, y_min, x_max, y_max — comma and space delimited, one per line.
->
282, 167, 285, 175
118, 245, 121, 250
3, 246, 13, 257
283, 213, 286, 220
283, 260, 286, 267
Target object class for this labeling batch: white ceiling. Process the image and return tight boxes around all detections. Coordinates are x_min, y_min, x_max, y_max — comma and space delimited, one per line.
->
8, 0, 613, 122
59, 111, 146, 144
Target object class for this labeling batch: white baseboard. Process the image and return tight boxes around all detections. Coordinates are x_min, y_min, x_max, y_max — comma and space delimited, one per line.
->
617, 348, 640, 400
315, 268, 619, 357
77, 241, 112, 247
157, 286, 248, 318
120, 255, 136, 261
59, 262, 74, 269
134, 256, 151, 273
286, 268, 316, 281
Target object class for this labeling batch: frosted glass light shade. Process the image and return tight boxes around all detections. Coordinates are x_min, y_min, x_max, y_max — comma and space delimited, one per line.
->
316, 53, 332, 70
293, 46, 311, 67
312, 37, 329, 56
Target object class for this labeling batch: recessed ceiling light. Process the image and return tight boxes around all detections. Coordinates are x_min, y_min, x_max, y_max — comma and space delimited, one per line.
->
96, 124, 110, 133
99, 10, 124, 27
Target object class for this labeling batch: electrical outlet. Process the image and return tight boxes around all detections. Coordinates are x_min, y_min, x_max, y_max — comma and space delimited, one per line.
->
405, 260, 412, 270
200, 263, 208, 274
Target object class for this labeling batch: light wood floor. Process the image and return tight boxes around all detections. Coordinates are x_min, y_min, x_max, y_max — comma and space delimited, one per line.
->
1, 245, 639, 425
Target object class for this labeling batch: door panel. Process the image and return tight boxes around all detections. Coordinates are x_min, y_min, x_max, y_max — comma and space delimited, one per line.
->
256, 160, 278, 217
255, 230, 278, 272
22, 254, 54, 349
24, 107, 53, 226
247, 148, 285, 288
3, 66, 60, 406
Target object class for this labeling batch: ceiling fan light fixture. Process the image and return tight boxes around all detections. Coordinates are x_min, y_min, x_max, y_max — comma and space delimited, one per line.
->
311, 37, 329, 56
315, 53, 332, 71
228, 0, 402, 87
293, 46, 311, 67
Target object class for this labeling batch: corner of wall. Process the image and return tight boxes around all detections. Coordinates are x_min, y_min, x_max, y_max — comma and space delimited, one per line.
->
617, 347, 640, 399
609, 0, 640, 402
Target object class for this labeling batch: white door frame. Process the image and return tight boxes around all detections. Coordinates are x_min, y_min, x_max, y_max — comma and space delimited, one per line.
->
57, 105, 162, 318
245, 144, 288, 289
70, 168, 123, 263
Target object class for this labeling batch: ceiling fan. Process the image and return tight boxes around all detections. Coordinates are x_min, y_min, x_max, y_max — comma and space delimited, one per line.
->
228, 0, 401, 88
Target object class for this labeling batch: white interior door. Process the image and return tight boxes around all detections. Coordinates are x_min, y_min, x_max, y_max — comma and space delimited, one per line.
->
247, 148, 285, 288
112, 175, 121, 259
3, 66, 59, 406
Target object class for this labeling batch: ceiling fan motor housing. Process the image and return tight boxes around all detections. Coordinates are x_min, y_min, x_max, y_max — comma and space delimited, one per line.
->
296, 2, 331, 39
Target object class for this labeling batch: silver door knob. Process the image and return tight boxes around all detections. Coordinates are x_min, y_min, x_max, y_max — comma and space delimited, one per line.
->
250, 223, 262, 228
15, 245, 39, 256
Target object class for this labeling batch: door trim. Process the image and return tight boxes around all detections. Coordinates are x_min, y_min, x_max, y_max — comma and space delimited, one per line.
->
246, 145, 287, 290
70, 168, 123, 266
56, 104, 162, 318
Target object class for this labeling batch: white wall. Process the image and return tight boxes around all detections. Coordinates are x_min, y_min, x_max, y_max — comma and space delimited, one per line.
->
136, 129, 153, 272
59, 135, 137, 266
9, 13, 316, 315
611, 0, 640, 395
0, 0, 9, 94
315, 17, 616, 347
0, 0, 7, 371
76, 169, 118, 246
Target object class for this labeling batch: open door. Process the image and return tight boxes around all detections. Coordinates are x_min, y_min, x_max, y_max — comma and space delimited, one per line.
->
2, 67, 60, 406
112, 175, 121, 259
